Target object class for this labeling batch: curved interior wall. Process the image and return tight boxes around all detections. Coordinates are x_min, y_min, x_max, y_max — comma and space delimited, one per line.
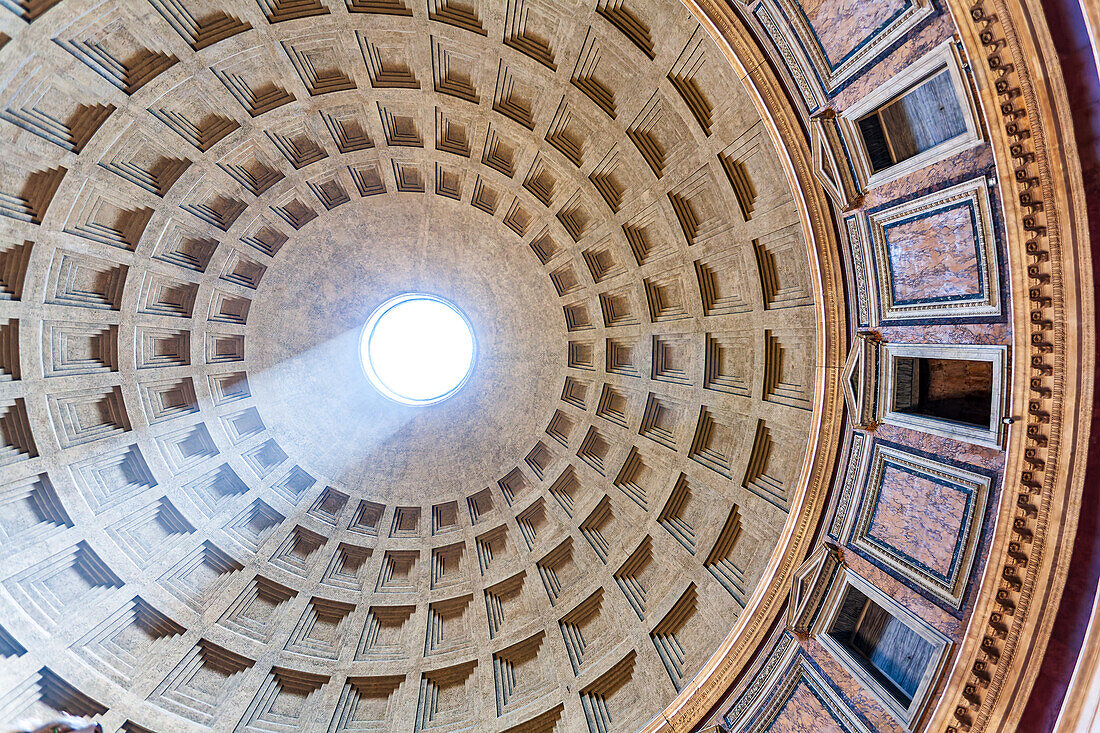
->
690, 0, 1096, 731
0, 0, 1095, 729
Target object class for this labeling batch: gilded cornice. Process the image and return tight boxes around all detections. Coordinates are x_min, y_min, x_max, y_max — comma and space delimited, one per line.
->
927, 0, 1096, 731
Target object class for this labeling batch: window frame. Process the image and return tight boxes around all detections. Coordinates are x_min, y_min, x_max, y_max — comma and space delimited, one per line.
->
813, 568, 952, 729
839, 41, 983, 189
879, 342, 1008, 448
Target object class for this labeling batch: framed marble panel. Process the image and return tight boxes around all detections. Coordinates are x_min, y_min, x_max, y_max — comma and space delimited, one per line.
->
751, 2, 827, 114
869, 177, 1000, 321
852, 442, 991, 607
766, 0, 933, 92
724, 635, 872, 733
826, 430, 870, 543
841, 211, 876, 327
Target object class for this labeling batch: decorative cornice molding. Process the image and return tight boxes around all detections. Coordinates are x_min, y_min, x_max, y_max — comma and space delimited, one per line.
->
929, 0, 1096, 731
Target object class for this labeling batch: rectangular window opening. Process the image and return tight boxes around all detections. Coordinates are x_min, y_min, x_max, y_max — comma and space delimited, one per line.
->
893, 356, 994, 428
857, 70, 967, 174
827, 587, 935, 709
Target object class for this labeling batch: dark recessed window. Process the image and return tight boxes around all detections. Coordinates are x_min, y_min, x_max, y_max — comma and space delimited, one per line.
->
893, 356, 994, 428
827, 587, 935, 709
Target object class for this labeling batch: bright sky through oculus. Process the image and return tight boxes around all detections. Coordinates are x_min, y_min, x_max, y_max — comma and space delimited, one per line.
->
361, 294, 476, 405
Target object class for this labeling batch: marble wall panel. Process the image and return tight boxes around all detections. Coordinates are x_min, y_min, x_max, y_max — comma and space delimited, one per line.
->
787, 0, 923, 82
868, 178, 1000, 321
724, 637, 874, 733
851, 441, 991, 606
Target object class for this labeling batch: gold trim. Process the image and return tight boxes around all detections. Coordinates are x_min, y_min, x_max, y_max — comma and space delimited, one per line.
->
927, 0, 1096, 731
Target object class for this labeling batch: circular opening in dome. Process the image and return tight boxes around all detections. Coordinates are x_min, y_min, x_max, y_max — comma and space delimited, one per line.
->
360, 293, 477, 405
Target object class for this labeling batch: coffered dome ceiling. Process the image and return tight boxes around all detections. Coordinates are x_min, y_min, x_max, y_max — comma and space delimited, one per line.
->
5, 0, 1100, 725
0, 0, 848, 727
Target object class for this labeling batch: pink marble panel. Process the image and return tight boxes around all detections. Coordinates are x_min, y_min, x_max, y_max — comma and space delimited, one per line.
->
862, 146, 995, 208
768, 677, 849, 733
797, 0, 910, 69
842, 549, 967, 636
868, 462, 967, 580
885, 202, 981, 303
872, 423, 1005, 471
877, 322, 1010, 347
831, 13, 954, 110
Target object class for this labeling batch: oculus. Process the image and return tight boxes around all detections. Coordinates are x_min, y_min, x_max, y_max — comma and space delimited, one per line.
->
360, 293, 476, 405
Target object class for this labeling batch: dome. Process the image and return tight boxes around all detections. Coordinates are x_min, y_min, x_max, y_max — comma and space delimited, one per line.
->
0, 0, 1095, 731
